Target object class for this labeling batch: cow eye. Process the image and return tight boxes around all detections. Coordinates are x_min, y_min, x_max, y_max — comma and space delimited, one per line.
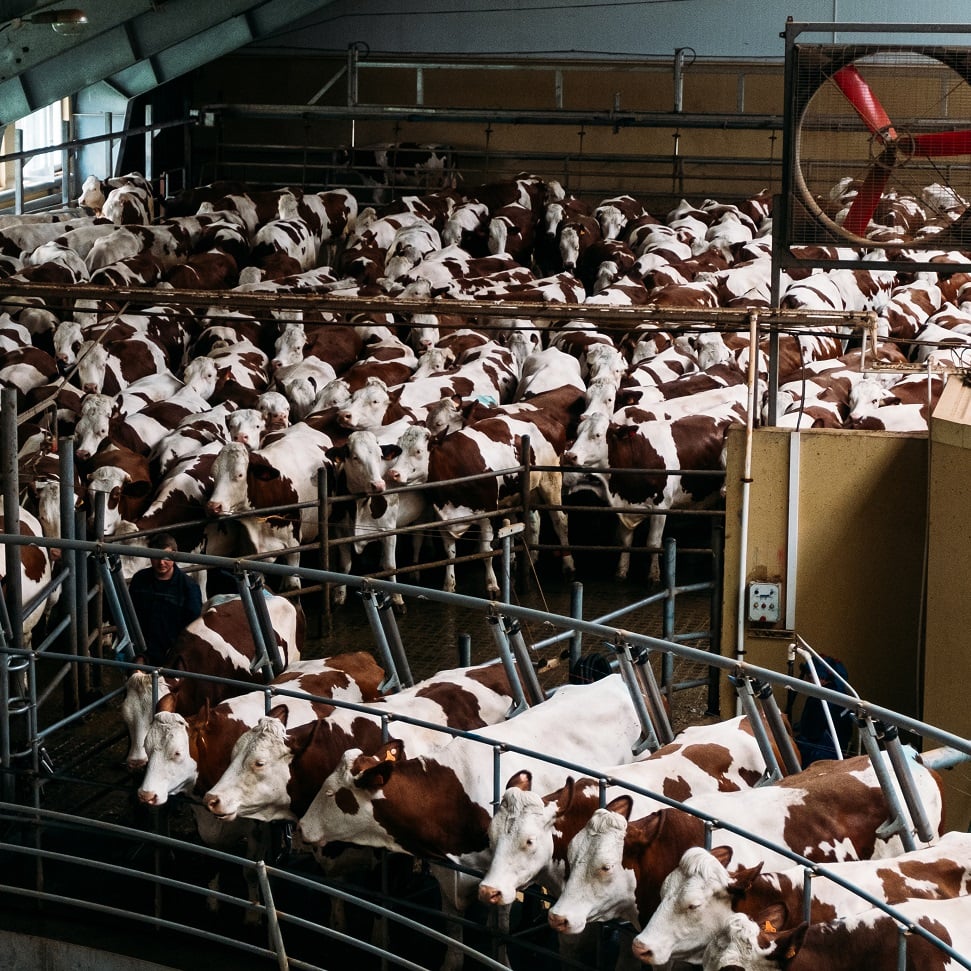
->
253, 760, 265, 769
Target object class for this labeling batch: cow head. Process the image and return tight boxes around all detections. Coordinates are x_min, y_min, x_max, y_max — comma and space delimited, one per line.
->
479, 774, 559, 908
297, 739, 407, 852
548, 797, 639, 936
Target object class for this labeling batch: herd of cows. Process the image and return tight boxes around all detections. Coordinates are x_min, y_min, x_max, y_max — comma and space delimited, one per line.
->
3, 169, 970, 617
2, 168, 971, 967
116, 588, 968, 971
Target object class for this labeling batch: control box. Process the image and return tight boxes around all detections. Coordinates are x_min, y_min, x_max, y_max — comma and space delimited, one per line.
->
747, 581, 781, 624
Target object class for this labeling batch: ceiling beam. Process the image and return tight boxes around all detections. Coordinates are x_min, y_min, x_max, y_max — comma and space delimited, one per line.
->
0, 0, 339, 125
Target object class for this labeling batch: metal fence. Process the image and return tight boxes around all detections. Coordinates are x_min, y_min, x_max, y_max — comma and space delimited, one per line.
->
1, 534, 970, 969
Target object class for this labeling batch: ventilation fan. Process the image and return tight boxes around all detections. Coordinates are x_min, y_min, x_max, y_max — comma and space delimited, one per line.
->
789, 44, 971, 247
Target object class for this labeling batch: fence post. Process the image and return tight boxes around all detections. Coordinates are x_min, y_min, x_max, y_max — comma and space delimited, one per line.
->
569, 581, 583, 674
518, 434, 531, 590
58, 443, 79, 709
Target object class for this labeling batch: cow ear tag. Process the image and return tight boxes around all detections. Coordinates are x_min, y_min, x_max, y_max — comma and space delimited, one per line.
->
763, 919, 777, 933
384, 750, 397, 762
785, 945, 797, 959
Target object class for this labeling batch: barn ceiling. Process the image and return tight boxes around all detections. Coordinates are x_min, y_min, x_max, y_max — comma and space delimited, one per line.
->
0, 0, 339, 125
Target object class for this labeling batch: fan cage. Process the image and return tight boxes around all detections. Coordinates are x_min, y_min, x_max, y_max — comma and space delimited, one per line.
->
784, 39, 971, 254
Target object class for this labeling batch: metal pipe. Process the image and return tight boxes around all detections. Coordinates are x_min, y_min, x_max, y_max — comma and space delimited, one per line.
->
58, 443, 79, 708
609, 641, 660, 756
880, 722, 936, 845
734, 310, 761, 714
2, 389, 24, 657
359, 585, 401, 694
503, 616, 545, 706
733, 676, 783, 783
632, 646, 675, 745
570, 582, 583, 673
375, 590, 414, 688
487, 614, 529, 718
707, 523, 723, 716
856, 717, 916, 853
752, 679, 803, 775
796, 648, 844, 760
457, 632, 471, 668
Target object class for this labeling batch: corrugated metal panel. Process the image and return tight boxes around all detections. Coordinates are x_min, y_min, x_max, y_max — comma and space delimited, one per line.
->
0, 0, 340, 124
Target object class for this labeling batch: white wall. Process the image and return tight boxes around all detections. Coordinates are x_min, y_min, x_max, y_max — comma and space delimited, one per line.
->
255, 1, 971, 60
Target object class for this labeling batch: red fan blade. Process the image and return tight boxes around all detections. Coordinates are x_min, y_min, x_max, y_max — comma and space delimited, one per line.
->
842, 156, 894, 236
832, 65, 897, 142
912, 130, 971, 157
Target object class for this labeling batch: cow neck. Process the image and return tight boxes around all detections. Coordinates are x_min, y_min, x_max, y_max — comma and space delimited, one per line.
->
628, 807, 708, 922
369, 755, 492, 861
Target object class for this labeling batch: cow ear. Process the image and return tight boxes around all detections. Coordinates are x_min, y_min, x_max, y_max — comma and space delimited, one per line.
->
380, 443, 401, 461
710, 845, 734, 868
326, 445, 349, 463
158, 692, 177, 713
765, 921, 808, 964
754, 903, 789, 943
504, 770, 532, 792
604, 794, 633, 819
267, 704, 289, 725
357, 739, 404, 788
727, 861, 764, 895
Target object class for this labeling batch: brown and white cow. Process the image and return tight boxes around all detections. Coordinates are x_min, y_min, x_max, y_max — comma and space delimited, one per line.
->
701, 896, 971, 971
136, 652, 382, 925
547, 750, 944, 937
327, 429, 429, 607
296, 673, 647, 971
136, 653, 385, 808
633, 831, 971, 967
205, 422, 334, 587
203, 659, 517, 825
387, 414, 575, 596
0, 499, 58, 648
477, 715, 784, 911
74, 336, 170, 396
563, 410, 739, 583
120, 593, 305, 770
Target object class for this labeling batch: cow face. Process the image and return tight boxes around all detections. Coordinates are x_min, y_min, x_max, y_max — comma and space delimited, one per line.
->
548, 802, 639, 935
479, 784, 558, 908
386, 426, 431, 485
207, 442, 251, 516
632, 847, 742, 966
121, 671, 173, 770
338, 377, 391, 430
298, 740, 406, 852
138, 711, 197, 806
205, 715, 296, 823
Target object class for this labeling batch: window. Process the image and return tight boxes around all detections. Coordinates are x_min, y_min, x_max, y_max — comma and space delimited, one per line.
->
15, 99, 66, 182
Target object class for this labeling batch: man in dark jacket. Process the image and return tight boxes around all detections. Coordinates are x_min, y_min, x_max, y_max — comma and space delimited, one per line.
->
128, 532, 203, 666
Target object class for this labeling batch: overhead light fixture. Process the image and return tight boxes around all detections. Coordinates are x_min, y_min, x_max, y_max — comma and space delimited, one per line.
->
22, 8, 88, 34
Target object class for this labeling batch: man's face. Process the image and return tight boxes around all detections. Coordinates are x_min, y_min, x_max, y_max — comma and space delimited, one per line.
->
152, 548, 176, 581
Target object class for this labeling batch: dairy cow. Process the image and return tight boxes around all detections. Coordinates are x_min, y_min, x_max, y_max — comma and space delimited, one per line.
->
136, 654, 385, 808
477, 715, 785, 910
205, 422, 334, 587
702, 896, 971, 971
297, 673, 646, 971
386, 414, 575, 596
547, 750, 944, 937
563, 410, 740, 583
120, 593, 305, 770
203, 659, 517, 824
633, 831, 971, 967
